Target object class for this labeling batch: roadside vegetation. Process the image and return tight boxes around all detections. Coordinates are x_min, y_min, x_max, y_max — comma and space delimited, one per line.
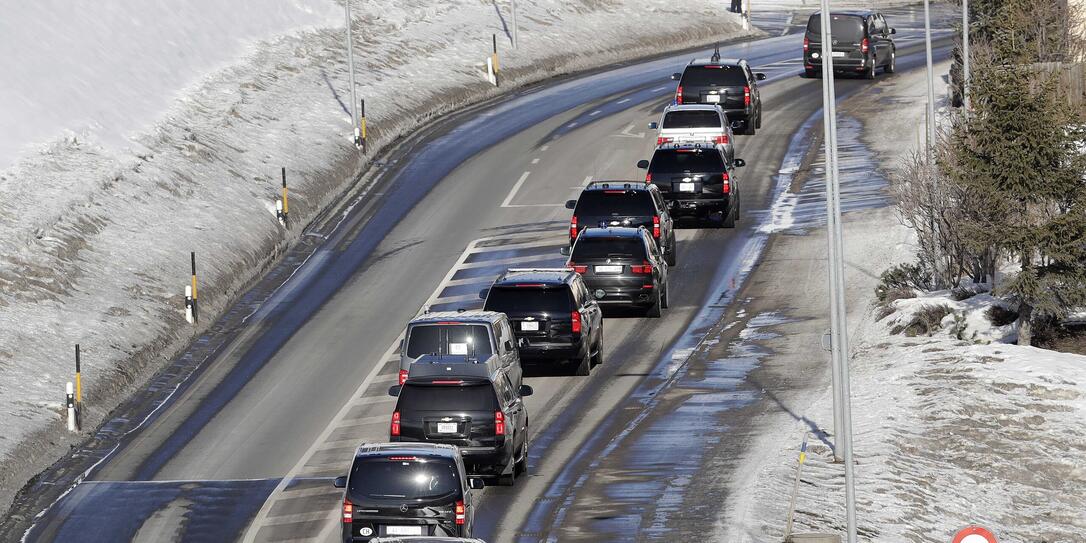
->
880, 0, 1086, 349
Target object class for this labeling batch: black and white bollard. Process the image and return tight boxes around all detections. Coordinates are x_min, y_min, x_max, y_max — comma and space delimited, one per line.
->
66, 382, 76, 432
185, 285, 194, 323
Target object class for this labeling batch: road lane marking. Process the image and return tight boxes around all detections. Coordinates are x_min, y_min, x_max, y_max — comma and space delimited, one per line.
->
531, 158, 540, 164
589, 110, 601, 116
614, 123, 646, 139
617, 98, 631, 104
500, 171, 532, 207
540, 144, 549, 152
651, 86, 668, 92
567, 121, 578, 128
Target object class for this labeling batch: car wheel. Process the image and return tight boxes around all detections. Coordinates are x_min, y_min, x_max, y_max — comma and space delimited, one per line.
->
515, 440, 529, 475
885, 50, 896, 74
666, 240, 677, 266
498, 469, 515, 486
756, 111, 762, 129
744, 121, 756, 136
647, 290, 662, 318
723, 205, 737, 228
573, 350, 591, 376
865, 59, 876, 80
591, 334, 604, 367
661, 282, 670, 309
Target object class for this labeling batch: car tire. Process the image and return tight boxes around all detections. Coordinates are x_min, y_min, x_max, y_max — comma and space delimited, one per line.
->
647, 290, 662, 318
885, 50, 896, 74
515, 440, 529, 476
723, 205, 737, 228
661, 282, 670, 309
865, 58, 876, 80
573, 350, 591, 376
756, 111, 762, 129
666, 240, 677, 266
498, 469, 515, 486
805, 67, 820, 78
744, 121, 756, 136
591, 334, 603, 367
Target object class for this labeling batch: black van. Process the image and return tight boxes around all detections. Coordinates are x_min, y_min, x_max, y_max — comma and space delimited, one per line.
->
803, 10, 897, 79
389, 361, 532, 485
334, 443, 484, 542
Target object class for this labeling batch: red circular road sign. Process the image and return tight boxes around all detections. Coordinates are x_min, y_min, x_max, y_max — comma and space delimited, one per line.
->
952, 526, 997, 543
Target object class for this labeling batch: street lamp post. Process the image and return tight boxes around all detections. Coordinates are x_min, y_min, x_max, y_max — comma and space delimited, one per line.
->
923, 0, 937, 159
511, 0, 519, 49
817, 3, 858, 543
963, 0, 971, 110
344, 0, 361, 148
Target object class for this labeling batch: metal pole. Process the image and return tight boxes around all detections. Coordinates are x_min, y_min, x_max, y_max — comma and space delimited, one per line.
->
962, 0, 971, 110
818, 4, 858, 542
923, 0, 937, 161
511, 0, 519, 49
345, 0, 360, 147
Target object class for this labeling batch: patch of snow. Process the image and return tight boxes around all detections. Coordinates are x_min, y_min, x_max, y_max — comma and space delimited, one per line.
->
884, 289, 1018, 344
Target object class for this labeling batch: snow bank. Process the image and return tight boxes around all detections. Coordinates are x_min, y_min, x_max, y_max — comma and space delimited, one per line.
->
0, 0, 757, 510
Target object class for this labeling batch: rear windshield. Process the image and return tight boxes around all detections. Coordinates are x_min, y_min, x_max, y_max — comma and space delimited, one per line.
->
485, 286, 573, 314
575, 191, 654, 216
680, 65, 747, 87
406, 324, 493, 358
806, 14, 865, 42
349, 456, 460, 502
398, 383, 499, 412
662, 110, 722, 129
571, 237, 647, 261
649, 150, 726, 174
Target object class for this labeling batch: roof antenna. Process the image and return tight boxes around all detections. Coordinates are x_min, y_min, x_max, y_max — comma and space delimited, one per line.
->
711, 43, 721, 63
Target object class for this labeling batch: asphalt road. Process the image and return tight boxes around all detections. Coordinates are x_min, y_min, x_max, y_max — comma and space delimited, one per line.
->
20, 6, 956, 542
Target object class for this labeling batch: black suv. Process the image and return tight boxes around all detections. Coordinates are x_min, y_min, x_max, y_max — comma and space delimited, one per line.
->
333, 442, 484, 542
482, 268, 604, 376
804, 10, 896, 79
389, 361, 533, 485
636, 143, 744, 227
561, 227, 669, 317
671, 57, 765, 135
565, 181, 677, 265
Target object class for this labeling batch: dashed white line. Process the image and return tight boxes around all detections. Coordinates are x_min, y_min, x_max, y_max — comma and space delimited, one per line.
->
531, 158, 540, 164
501, 171, 533, 208
589, 110, 601, 117
567, 121, 579, 128
651, 86, 669, 92
540, 145, 550, 152
617, 98, 631, 104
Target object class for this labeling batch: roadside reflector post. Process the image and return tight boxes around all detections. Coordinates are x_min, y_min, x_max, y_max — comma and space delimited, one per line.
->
278, 167, 289, 226
185, 285, 194, 324
74, 344, 83, 430
66, 382, 76, 432
784, 433, 810, 540
190, 251, 199, 324
360, 98, 367, 153
492, 33, 500, 86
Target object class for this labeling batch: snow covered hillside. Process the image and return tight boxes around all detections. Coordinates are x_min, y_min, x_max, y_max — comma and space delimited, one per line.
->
0, 0, 761, 512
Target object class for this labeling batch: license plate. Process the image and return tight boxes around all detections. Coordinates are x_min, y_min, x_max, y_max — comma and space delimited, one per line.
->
521, 321, 539, 331
679, 182, 696, 192
832, 51, 846, 57
437, 422, 458, 434
387, 526, 424, 536
705, 94, 721, 103
595, 264, 623, 273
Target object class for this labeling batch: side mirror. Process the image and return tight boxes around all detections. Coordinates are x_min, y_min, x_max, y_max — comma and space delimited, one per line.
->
388, 385, 402, 397
756, 72, 767, 81
504, 340, 514, 352
519, 385, 534, 397
890, 27, 897, 35
334, 475, 347, 488
648, 121, 659, 130
734, 158, 746, 168
565, 199, 577, 210
479, 288, 490, 300
469, 477, 485, 490
636, 159, 650, 169
671, 72, 682, 80
559, 246, 571, 256
731, 120, 743, 130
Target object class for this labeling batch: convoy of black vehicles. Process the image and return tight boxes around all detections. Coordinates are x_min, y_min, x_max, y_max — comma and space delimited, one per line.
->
335, 15, 895, 540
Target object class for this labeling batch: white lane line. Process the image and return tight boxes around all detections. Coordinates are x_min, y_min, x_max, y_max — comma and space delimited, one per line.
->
531, 158, 540, 164
500, 171, 532, 208
503, 203, 566, 208
567, 121, 578, 128
540, 144, 550, 152
589, 110, 601, 117
651, 86, 669, 92
617, 98, 631, 104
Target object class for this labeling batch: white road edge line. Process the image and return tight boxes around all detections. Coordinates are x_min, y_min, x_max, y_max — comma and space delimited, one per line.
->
500, 171, 532, 208
617, 98, 631, 104
531, 158, 540, 164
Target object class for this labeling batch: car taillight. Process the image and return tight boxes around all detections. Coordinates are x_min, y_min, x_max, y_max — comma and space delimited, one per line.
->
676, 85, 683, 104
398, 369, 408, 385
569, 263, 587, 273
455, 500, 466, 525
631, 261, 653, 274
714, 134, 729, 145
571, 311, 582, 334
722, 171, 731, 193
861, 37, 869, 54
495, 411, 505, 435
656, 136, 673, 145
390, 411, 401, 436
744, 86, 751, 107
569, 216, 578, 241
804, 36, 809, 52
645, 172, 652, 182
342, 497, 353, 523
652, 215, 661, 239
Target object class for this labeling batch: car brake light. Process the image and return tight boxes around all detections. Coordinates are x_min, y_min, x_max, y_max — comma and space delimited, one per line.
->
744, 86, 751, 107
343, 497, 353, 523
390, 411, 401, 436
723, 178, 731, 194
388, 456, 418, 461
455, 500, 466, 525
398, 369, 408, 385
631, 261, 653, 274
714, 134, 729, 145
676, 85, 683, 104
804, 36, 809, 52
862, 37, 869, 54
571, 310, 582, 334
569, 263, 587, 273
645, 172, 652, 182
495, 411, 505, 435
569, 215, 578, 241
652, 215, 660, 239
656, 136, 672, 145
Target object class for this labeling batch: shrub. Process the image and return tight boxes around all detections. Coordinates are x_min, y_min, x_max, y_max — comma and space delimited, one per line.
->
891, 303, 955, 337
875, 263, 932, 304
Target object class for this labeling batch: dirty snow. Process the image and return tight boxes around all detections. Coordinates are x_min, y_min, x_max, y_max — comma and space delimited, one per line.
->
0, 0, 760, 512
